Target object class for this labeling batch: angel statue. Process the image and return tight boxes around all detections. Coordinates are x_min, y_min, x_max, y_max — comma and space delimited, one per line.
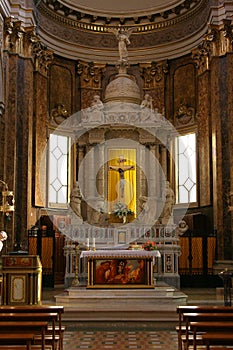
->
108, 26, 134, 64
0, 231, 7, 252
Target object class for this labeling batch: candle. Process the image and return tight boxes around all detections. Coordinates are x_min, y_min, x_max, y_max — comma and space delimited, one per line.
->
93, 238, 95, 247
87, 238, 89, 247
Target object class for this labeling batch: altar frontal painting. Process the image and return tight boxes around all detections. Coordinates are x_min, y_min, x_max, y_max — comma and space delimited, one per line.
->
92, 258, 150, 287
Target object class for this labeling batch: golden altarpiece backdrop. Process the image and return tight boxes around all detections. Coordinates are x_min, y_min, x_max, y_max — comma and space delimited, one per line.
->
1, 2, 233, 288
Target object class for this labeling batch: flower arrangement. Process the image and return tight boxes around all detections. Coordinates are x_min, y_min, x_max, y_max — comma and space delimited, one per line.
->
143, 240, 157, 251
113, 202, 133, 222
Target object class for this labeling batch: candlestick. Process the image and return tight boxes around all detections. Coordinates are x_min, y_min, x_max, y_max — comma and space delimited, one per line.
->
86, 238, 90, 250
92, 237, 96, 251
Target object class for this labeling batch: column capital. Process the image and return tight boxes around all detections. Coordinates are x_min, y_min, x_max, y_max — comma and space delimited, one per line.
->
77, 60, 106, 89
139, 60, 169, 89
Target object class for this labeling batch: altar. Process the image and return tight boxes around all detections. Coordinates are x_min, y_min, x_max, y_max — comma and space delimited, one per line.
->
80, 249, 161, 288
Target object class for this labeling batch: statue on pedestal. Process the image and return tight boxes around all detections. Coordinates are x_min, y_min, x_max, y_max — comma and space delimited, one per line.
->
161, 181, 175, 224
68, 182, 83, 224
108, 25, 134, 64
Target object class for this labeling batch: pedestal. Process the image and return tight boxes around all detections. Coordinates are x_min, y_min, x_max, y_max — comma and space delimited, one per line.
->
1, 255, 42, 305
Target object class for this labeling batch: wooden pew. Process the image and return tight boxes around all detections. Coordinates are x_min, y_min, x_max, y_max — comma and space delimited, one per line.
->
0, 347, 27, 350
0, 313, 58, 350
182, 313, 233, 350
189, 321, 233, 350
0, 305, 64, 350
0, 333, 34, 350
202, 333, 233, 350
0, 321, 48, 350
176, 305, 233, 350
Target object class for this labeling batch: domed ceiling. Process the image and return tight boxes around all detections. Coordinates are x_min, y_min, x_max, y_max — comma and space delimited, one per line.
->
35, 0, 210, 63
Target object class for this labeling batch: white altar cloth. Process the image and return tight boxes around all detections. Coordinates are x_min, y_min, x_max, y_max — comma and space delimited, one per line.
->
80, 249, 161, 263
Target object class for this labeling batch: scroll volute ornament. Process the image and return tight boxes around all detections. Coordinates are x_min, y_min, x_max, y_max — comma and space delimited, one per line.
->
77, 60, 105, 89
140, 61, 169, 89
3, 17, 53, 72
32, 38, 53, 73
4, 18, 22, 53
192, 21, 233, 72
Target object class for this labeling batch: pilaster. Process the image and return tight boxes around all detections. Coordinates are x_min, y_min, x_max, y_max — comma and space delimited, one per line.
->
3, 17, 53, 246
192, 21, 233, 260
76, 60, 105, 110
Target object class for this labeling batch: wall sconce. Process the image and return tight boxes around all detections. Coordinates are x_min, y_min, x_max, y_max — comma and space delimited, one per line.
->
0, 180, 15, 213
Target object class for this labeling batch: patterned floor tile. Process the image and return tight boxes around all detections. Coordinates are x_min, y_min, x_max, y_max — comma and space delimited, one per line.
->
63, 329, 178, 349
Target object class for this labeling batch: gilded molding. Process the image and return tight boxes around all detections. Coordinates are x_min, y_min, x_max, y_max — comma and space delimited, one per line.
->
77, 61, 105, 89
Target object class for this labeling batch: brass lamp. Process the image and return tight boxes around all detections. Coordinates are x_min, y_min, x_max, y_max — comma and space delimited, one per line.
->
0, 180, 15, 213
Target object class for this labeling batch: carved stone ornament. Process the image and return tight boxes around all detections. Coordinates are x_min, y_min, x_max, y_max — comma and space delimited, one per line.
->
192, 20, 233, 72
4, 18, 25, 55
175, 103, 195, 126
50, 104, 70, 125
77, 61, 105, 89
32, 38, 53, 73
192, 40, 211, 73
3, 17, 53, 71
140, 61, 169, 89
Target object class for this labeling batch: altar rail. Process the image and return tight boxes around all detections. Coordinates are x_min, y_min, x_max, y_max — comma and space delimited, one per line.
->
63, 223, 181, 289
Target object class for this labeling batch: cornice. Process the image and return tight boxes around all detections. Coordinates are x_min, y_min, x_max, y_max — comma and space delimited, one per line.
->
37, 0, 209, 63
37, 0, 206, 32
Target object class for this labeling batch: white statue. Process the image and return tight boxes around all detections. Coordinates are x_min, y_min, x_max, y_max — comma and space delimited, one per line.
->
69, 182, 83, 222
138, 196, 157, 225
140, 94, 154, 121
83, 95, 104, 123
89, 95, 104, 122
177, 220, 189, 235
0, 231, 7, 252
108, 26, 134, 63
161, 181, 175, 224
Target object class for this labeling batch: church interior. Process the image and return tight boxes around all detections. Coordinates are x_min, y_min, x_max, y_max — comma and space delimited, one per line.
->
1, 0, 233, 349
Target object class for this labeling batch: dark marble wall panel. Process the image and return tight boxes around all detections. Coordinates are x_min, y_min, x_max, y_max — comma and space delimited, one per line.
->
211, 57, 223, 258
173, 63, 196, 121
14, 57, 34, 241
197, 71, 211, 207
3, 54, 18, 248
219, 55, 232, 260
211, 55, 233, 260
49, 64, 73, 115
34, 72, 48, 208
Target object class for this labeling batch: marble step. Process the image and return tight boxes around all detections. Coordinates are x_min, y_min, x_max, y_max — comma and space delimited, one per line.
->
61, 308, 179, 322
54, 284, 187, 321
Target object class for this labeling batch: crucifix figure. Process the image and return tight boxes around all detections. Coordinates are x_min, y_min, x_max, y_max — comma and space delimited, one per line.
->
109, 155, 135, 198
